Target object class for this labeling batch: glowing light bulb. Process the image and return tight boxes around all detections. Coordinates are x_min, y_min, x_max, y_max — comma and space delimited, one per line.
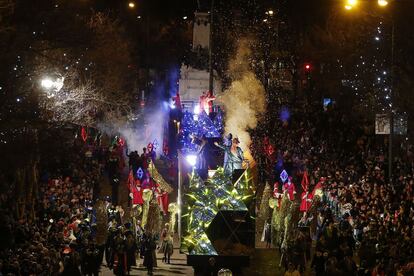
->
41, 79, 54, 89
378, 0, 388, 7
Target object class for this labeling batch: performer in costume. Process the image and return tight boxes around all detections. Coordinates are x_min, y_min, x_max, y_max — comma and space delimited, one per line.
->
173, 92, 181, 109
273, 182, 282, 208
199, 91, 206, 114
214, 137, 244, 176
129, 178, 144, 206
283, 176, 296, 201
193, 135, 209, 179
155, 188, 169, 215
300, 171, 312, 213
199, 91, 216, 115
222, 133, 232, 174
141, 171, 155, 190
311, 177, 325, 199
205, 90, 216, 115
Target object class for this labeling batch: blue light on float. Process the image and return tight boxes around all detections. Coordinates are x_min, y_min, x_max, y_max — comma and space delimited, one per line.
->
280, 169, 288, 183
137, 167, 144, 179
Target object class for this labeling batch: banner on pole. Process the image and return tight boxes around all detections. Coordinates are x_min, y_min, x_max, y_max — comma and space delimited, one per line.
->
375, 114, 390, 135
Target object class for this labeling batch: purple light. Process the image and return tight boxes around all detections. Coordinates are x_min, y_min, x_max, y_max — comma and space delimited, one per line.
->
280, 170, 288, 183
280, 107, 290, 122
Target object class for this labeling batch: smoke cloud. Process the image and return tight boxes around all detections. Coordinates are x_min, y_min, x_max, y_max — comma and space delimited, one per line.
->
97, 104, 167, 155
218, 38, 266, 164
120, 107, 166, 154
97, 67, 179, 155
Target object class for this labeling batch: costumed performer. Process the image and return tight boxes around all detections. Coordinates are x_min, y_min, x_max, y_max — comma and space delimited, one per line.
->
199, 91, 206, 114
222, 133, 232, 175
283, 176, 296, 201
214, 137, 244, 176
146, 143, 156, 163
193, 135, 209, 179
311, 177, 325, 199
300, 171, 312, 214
273, 181, 282, 208
129, 177, 144, 206
141, 171, 156, 191
155, 185, 169, 215
204, 90, 216, 115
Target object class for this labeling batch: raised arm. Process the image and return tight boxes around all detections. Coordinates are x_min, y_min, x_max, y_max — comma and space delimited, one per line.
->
214, 142, 226, 150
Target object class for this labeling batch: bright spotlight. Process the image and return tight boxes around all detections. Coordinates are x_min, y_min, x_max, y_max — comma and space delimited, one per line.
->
344, 0, 357, 10
378, 0, 388, 7
185, 155, 197, 167
194, 104, 200, 115
41, 77, 64, 92
128, 2, 135, 8
268, 10, 274, 15
41, 79, 54, 89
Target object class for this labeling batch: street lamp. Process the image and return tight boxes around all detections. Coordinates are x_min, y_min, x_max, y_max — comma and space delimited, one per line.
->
378, 0, 388, 7
128, 2, 135, 8
268, 10, 274, 16
344, 0, 358, 10
41, 79, 54, 89
41, 76, 64, 98
343, 0, 395, 182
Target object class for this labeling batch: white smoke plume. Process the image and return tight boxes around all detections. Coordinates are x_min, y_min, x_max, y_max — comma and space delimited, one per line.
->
218, 38, 266, 164
97, 104, 166, 155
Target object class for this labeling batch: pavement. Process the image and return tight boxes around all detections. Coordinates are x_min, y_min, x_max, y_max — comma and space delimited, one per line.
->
101, 250, 194, 276
97, 166, 314, 275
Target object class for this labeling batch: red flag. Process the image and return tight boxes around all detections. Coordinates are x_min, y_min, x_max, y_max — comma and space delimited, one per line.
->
173, 93, 182, 110
127, 170, 134, 190
81, 127, 87, 142
301, 171, 309, 192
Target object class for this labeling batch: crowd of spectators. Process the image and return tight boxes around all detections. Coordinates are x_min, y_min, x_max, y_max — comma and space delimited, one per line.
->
253, 100, 414, 275
0, 142, 107, 275
0, 139, 147, 276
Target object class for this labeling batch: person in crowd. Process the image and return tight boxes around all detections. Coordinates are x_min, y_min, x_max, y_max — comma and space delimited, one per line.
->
261, 218, 272, 248
125, 228, 137, 275
251, 100, 414, 275
160, 223, 169, 260
143, 232, 156, 275
162, 233, 174, 264
284, 262, 300, 276
203, 257, 219, 276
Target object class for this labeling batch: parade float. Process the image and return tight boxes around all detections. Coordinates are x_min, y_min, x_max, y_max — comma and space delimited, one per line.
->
175, 96, 256, 272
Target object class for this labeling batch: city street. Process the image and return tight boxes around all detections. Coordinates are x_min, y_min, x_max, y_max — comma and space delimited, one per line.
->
2, 0, 414, 276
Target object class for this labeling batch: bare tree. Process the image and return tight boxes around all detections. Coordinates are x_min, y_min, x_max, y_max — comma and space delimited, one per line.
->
31, 12, 135, 127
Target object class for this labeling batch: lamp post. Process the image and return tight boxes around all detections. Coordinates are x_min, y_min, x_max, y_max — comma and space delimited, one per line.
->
177, 151, 182, 247
344, 0, 395, 183
208, 0, 214, 94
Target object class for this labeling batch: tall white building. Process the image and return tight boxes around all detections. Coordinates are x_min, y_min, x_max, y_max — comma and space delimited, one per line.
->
179, 12, 221, 111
